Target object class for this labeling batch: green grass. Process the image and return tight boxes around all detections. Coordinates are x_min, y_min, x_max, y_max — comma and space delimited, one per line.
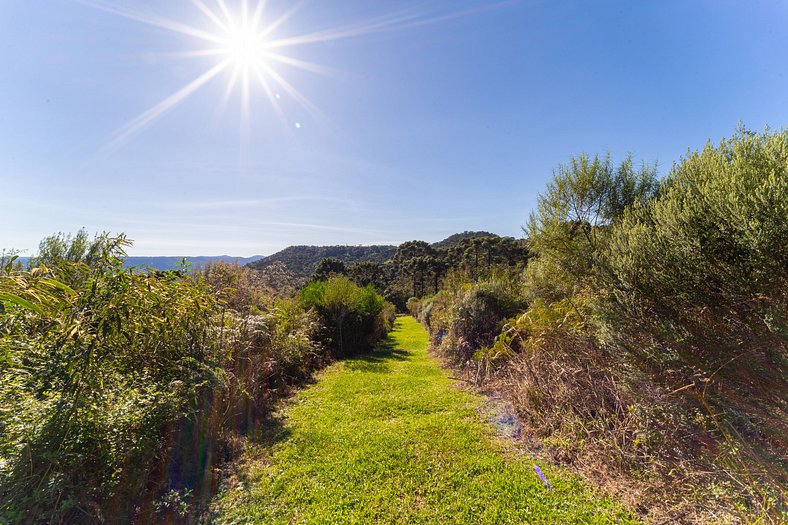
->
213, 316, 638, 524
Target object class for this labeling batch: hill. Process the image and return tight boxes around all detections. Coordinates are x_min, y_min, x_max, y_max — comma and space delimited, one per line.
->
248, 245, 396, 277
245, 232, 509, 278
431, 230, 499, 249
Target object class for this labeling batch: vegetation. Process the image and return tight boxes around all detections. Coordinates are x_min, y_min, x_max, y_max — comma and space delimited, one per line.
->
1, 126, 784, 523
214, 316, 636, 524
409, 128, 787, 523
431, 230, 499, 249
300, 275, 395, 358
245, 234, 529, 312
0, 234, 391, 523
303, 236, 529, 312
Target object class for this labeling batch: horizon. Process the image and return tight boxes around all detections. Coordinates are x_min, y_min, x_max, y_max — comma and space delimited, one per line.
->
2, 1, 787, 255
10, 230, 510, 258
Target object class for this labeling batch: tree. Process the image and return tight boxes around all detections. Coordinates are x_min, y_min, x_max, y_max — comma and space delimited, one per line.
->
312, 257, 346, 281
346, 260, 392, 292
525, 153, 658, 300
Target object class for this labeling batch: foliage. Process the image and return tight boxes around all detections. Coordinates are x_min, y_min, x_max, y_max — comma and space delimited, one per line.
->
410, 129, 787, 522
386, 237, 529, 304
198, 260, 274, 312
311, 257, 347, 281
445, 236, 529, 281
0, 251, 22, 276
249, 245, 397, 278
0, 236, 219, 523
449, 277, 527, 357
346, 260, 394, 291
300, 275, 394, 358
0, 236, 329, 524
525, 153, 658, 302
253, 260, 303, 297
431, 230, 499, 249
605, 127, 788, 311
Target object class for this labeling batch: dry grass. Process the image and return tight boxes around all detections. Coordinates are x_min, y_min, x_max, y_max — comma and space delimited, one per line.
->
430, 306, 787, 524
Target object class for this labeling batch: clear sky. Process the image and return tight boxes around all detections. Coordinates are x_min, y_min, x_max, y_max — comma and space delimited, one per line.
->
2, 0, 787, 256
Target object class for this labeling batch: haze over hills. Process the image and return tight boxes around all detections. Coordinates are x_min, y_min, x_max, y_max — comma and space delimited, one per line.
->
13, 255, 265, 271
123, 255, 265, 270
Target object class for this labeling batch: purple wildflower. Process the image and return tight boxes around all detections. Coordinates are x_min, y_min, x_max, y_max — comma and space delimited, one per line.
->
533, 465, 552, 491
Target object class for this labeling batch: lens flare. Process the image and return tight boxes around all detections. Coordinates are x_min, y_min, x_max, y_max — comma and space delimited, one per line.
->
75, 0, 520, 153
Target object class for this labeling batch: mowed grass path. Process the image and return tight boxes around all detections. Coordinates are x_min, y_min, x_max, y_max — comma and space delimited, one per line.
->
214, 316, 637, 524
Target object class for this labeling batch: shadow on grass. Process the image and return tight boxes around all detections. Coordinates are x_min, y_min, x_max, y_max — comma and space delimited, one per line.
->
344, 336, 411, 373
249, 410, 293, 449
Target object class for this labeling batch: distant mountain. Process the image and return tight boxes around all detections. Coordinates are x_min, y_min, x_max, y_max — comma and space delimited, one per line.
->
11, 255, 265, 271
248, 245, 396, 277
124, 255, 265, 271
431, 231, 499, 249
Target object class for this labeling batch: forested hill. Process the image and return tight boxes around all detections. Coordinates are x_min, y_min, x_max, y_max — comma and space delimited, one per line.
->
248, 245, 397, 277
246, 232, 505, 278
431, 231, 498, 248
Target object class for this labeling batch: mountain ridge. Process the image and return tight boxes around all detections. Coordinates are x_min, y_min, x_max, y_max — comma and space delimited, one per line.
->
246, 232, 508, 277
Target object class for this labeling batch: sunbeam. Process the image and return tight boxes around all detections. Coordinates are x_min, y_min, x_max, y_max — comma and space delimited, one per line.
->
79, 0, 521, 152
105, 60, 230, 153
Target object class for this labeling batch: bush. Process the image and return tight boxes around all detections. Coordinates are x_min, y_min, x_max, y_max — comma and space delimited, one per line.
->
419, 272, 527, 364
606, 127, 788, 312
0, 239, 220, 523
300, 275, 393, 357
525, 154, 658, 303
0, 237, 329, 523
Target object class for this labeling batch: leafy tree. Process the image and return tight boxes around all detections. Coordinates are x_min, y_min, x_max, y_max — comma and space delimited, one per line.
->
526, 153, 658, 300
346, 260, 392, 290
446, 236, 528, 279
393, 240, 435, 263
312, 257, 347, 281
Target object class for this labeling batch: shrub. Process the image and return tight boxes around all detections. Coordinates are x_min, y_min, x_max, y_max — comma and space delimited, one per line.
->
0, 239, 220, 523
423, 272, 527, 364
605, 127, 788, 313
0, 237, 330, 523
525, 154, 658, 302
300, 275, 392, 357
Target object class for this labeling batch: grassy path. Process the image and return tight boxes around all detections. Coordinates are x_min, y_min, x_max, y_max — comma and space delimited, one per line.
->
214, 316, 636, 524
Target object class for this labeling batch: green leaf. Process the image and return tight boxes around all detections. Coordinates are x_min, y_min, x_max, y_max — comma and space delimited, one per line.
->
0, 293, 44, 314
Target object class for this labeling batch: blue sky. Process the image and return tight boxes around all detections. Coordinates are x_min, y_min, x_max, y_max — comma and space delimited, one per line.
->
1, 0, 787, 256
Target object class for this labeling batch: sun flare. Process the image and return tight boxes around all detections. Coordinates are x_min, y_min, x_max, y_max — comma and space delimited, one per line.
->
79, 0, 504, 152
223, 28, 269, 70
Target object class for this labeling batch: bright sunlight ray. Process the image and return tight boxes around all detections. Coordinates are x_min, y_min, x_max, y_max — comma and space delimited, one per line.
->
79, 0, 520, 152
105, 60, 230, 153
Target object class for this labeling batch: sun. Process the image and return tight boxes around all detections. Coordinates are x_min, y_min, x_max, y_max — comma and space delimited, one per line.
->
79, 0, 505, 152
208, 2, 275, 76
82, 0, 323, 151
223, 26, 269, 71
